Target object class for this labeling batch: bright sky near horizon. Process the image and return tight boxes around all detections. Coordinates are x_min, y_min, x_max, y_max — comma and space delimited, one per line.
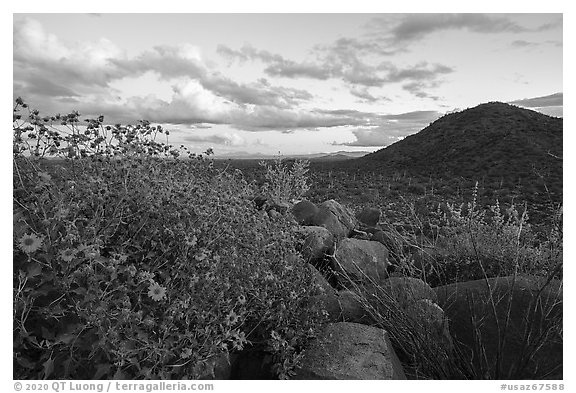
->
13, 13, 563, 156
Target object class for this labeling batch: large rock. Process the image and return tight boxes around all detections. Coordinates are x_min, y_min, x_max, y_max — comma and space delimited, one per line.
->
333, 239, 389, 284
435, 275, 563, 379
298, 226, 335, 262
372, 230, 403, 261
336, 290, 375, 325
312, 200, 357, 239
293, 322, 406, 379
380, 277, 437, 308
291, 200, 320, 225
306, 265, 340, 321
356, 207, 381, 227
404, 298, 453, 351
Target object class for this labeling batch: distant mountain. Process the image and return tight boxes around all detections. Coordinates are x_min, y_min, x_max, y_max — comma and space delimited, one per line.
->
354, 102, 562, 202
214, 150, 371, 161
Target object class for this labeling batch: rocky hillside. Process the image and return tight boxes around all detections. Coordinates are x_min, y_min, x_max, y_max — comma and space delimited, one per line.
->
356, 102, 562, 201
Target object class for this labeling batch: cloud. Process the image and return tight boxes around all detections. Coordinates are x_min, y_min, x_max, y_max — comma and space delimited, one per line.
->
218, 44, 332, 80
218, 42, 453, 93
511, 39, 563, 49
533, 106, 563, 118
349, 87, 384, 103
112, 44, 206, 80
335, 110, 442, 147
402, 81, 442, 101
511, 40, 540, 48
12, 17, 454, 136
509, 92, 563, 108
386, 63, 453, 83
182, 132, 245, 146
14, 19, 318, 124
381, 110, 441, 121
14, 17, 128, 98
113, 80, 371, 131
370, 14, 533, 45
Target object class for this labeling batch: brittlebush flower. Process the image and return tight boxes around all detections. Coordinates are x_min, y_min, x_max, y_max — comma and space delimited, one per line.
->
147, 282, 167, 302
226, 311, 239, 326
59, 248, 77, 262
18, 233, 43, 254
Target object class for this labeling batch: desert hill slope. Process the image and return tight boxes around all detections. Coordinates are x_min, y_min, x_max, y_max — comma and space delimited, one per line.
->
353, 102, 562, 202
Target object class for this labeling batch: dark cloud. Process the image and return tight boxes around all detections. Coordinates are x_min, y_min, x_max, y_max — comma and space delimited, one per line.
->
509, 92, 563, 108
200, 76, 313, 109
374, 14, 530, 44
14, 17, 324, 131
13, 17, 129, 101
402, 80, 443, 101
14, 75, 80, 98
218, 44, 332, 80
386, 63, 453, 83
349, 87, 381, 103
112, 45, 207, 80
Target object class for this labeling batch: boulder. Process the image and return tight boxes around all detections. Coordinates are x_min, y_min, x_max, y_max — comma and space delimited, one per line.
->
333, 239, 389, 285
337, 290, 375, 325
356, 207, 381, 227
306, 264, 340, 321
435, 275, 563, 379
291, 200, 320, 226
404, 298, 453, 351
312, 200, 357, 239
380, 277, 437, 308
293, 322, 406, 379
372, 230, 403, 260
298, 226, 335, 262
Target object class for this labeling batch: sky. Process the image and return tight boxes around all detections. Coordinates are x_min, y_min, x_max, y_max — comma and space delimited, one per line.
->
13, 13, 563, 157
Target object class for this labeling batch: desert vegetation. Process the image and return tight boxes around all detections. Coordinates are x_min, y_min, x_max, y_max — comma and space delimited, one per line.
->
13, 98, 562, 380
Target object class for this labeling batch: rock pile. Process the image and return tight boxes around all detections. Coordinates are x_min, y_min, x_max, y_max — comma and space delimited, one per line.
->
224, 197, 562, 380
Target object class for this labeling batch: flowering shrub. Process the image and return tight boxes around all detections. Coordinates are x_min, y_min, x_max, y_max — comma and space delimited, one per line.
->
13, 100, 326, 380
417, 183, 562, 285
259, 158, 310, 204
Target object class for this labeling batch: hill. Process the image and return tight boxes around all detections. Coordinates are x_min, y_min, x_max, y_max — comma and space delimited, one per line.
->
352, 102, 562, 202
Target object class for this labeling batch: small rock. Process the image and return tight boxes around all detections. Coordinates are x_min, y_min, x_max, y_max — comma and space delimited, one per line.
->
291, 200, 320, 225
356, 207, 381, 227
